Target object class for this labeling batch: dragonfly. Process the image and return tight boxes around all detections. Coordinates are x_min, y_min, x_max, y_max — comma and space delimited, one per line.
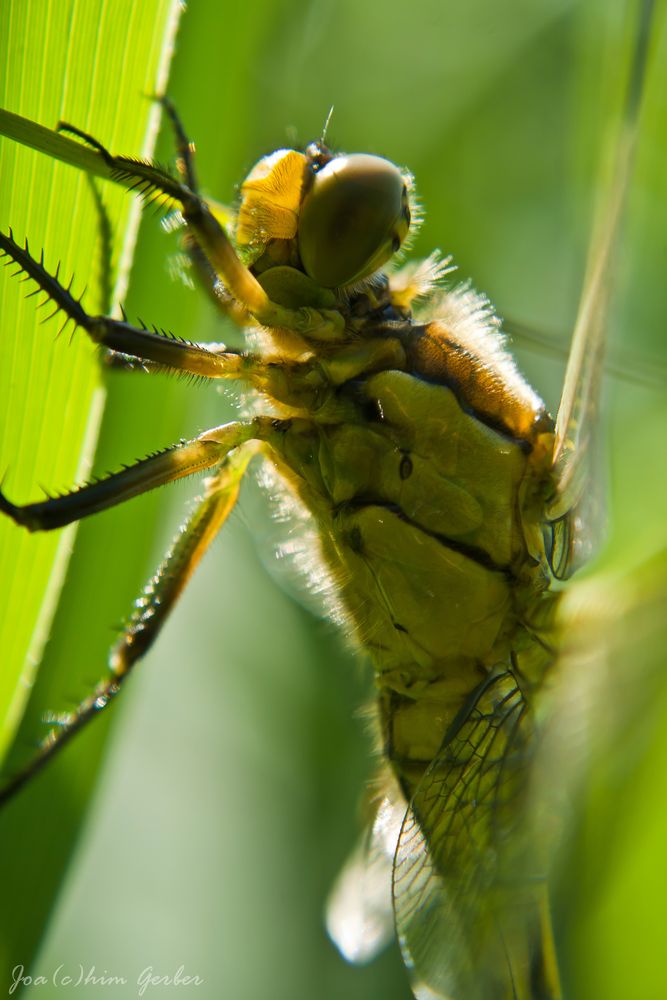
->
0, 1, 664, 998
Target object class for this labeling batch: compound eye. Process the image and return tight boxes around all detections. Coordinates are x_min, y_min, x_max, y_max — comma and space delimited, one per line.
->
298, 154, 411, 289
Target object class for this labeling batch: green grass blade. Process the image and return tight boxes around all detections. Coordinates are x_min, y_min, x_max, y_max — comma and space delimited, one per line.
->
0, 0, 182, 979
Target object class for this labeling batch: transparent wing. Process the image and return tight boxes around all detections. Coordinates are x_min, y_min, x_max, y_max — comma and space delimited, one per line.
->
503, 317, 667, 392
547, 0, 656, 578
393, 669, 560, 1000
326, 788, 406, 965
535, 541, 667, 994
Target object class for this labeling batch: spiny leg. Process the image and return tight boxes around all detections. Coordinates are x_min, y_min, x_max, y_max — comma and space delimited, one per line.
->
2, 226, 382, 421
0, 417, 274, 532
56, 128, 124, 320
159, 95, 199, 192
0, 444, 255, 807
85, 162, 120, 360
158, 98, 251, 325
159, 96, 215, 311
85, 174, 114, 316
0, 228, 245, 378
178, 184, 345, 339
56, 121, 279, 322
0, 229, 345, 400
69, 132, 345, 339
58, 122, 151, 364
55, 122, 344, 338
63, 113, 248, 326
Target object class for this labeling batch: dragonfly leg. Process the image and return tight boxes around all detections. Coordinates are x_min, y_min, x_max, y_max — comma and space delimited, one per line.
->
159, 95, 199, 192
184, 233, 254, 327
0, 229, 245, 378
0, 418, 265, 532
85, 173, 114, 316
63, 120, 343, 338
158, 97, 254, 326
58, 125, 153, 358
58, 124, 114, 318
0, 444, 255, 807
83, 146, 345, 340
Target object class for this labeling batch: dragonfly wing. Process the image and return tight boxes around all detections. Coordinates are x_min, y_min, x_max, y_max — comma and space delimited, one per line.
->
539, 540, 667, 852
548, 0, 655, 578
393, 668, 560, 1000
326, 790, 406, 965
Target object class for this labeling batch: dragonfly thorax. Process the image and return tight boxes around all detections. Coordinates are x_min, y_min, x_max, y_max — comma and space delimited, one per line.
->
260, 273, 558, 809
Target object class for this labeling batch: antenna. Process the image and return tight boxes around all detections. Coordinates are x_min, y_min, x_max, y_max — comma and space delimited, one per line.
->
320, 106, 334, 145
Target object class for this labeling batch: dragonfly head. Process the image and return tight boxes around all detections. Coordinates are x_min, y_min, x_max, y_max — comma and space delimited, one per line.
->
298, 146, 413, 289
236, 142, 414, 291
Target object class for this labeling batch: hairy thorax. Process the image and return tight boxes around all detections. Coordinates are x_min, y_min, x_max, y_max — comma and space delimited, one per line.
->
259, 274, 559, 802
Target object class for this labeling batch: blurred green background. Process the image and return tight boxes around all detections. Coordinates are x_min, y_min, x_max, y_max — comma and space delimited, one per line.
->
0, 1, 666, 998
